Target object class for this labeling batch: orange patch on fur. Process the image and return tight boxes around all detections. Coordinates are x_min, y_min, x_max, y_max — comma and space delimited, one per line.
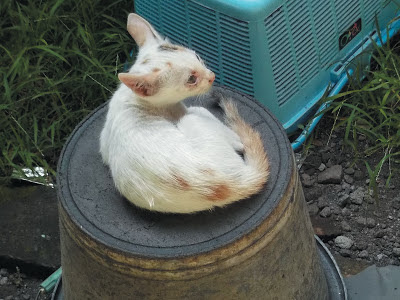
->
152, 68, 160, 72
166, 62, 172, 67
208, 184, 230, 202
173, 175, 191, 190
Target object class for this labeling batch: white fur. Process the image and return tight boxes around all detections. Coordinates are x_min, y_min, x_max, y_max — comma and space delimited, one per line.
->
100, 14, 268, 213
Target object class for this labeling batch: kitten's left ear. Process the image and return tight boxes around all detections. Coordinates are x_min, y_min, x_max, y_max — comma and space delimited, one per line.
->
127, 13, 163, 47
118, 72, 160, 97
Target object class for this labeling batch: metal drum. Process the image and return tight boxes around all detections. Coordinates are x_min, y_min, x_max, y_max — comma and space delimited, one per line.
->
57, 86, 345, 299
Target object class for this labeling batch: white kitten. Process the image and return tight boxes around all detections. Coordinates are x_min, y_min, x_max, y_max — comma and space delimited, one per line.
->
100, 13, 269, 213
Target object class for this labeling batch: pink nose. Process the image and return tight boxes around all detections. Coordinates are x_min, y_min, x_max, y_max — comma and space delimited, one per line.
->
209, 73, 215, 84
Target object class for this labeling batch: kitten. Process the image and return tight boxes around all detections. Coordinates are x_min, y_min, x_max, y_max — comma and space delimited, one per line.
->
100, 13, 269, 213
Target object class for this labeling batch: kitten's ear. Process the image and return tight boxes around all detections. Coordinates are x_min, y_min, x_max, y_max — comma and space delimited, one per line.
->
127, 13, 163, 47
118, 73, 160, 97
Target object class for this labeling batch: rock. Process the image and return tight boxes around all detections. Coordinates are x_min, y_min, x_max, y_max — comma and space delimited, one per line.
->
339, 249, 352, 257
358, 250, 369, 258
344, 167, 355, 175
22, 295, 30, 300
318, 163, 326, 172
341, 220, 351, 232
342, 207, 351, 217
354, 170, 364, 180
393, 248, 400, 256
320, 207, 332, 218
392, 197, 400, 210
304, 154, 322, 168
377, 253, 387, 261
307, 203, 319, 216
374, 231, 385, 238
0, 269, 7, 276
311, 215, 343, 238
344, 174, 354, 184
355, 242, 368, 250
380, 223, 387, 229
304, 167, 316, 176
337, 194, 349, 207
334, 236, 354, 249
317, 165, 343, 184
350, 187, 364, 205
321, 152, 332, 163
301, 173, 314, 188
0, 277, 8, 285
366, 218, 376, 228
317, 197, 329, 209
355, 217, 367, 226
5, 296, 13, 300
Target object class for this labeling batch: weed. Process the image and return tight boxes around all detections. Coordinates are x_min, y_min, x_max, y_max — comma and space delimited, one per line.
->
0, 0, 134, 184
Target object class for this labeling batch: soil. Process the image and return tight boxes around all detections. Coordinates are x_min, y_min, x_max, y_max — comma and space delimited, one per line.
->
297, 116, 400, 272
0, 267, 50, 300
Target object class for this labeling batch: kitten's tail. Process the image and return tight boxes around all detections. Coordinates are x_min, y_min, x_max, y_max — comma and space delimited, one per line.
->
220, 98, 269, 196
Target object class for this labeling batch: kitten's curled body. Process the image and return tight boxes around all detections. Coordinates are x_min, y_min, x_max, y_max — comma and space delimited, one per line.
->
100, 14, 269, 213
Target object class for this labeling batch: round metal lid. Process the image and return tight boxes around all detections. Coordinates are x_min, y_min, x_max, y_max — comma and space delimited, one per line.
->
57, 86, 292, 258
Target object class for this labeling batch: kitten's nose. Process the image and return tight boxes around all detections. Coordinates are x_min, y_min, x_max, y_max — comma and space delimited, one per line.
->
209, 72, 215, 84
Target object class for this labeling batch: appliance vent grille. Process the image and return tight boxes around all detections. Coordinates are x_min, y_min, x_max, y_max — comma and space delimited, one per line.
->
335, 0, 361, 31
311, 0, 337, 67
287, 0, 319, 86
137, 0, 254, 96
265, 6, 299, 106
364, 0, 382, 25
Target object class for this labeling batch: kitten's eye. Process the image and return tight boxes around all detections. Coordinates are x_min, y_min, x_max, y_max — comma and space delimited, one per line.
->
187, 74, 197, 85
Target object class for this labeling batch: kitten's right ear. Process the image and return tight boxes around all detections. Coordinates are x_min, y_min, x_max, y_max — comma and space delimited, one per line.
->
118, 72, 160, 97
127, 13, 163, 47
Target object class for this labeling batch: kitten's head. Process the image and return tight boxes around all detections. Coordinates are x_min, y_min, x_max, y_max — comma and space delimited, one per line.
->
118, 14, 215, 106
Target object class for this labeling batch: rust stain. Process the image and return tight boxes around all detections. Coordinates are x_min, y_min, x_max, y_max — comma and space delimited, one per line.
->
208, 184, 230, 202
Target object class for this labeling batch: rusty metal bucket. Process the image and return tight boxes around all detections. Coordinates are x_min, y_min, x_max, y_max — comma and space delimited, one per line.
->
57, 86, 346, 299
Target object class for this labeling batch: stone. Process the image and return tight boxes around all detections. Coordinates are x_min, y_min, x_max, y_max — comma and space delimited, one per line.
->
339, 249, 352, 257
317, 165, 343, 184
334, 236, 354, 249
307, 203, 319, 216
344, 174, 354, 184
374, 231, 385, 238
358, 250, 369, 258
393, 248, 400, 256
5, 296, 13, 300
344, 167, 355, 175
337, 194, 349, 207
0, 277, 8, 285
350, 187, 364, 205
392, 198, 400, 210
320, 152, 331, 163
318, 163, 326, 172
317, 197, 329, 209
355, 217, 367, 226
355, 242, 368, 250
301, 173, 314, 188
22, 295, 30, 300
319, 207, 332, 218
0, 269, 7, 276
341, 220, 351, 232
342, 207, 351, 217
311, 215, 343, 239
366, 218, 376, 228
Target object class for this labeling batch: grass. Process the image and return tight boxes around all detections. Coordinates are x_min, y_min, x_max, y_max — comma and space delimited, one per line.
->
0, 0, 133, 184
321, 21, 400, 196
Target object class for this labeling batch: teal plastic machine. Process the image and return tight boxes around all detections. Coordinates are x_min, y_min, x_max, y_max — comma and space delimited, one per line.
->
135, 0, 400, 149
